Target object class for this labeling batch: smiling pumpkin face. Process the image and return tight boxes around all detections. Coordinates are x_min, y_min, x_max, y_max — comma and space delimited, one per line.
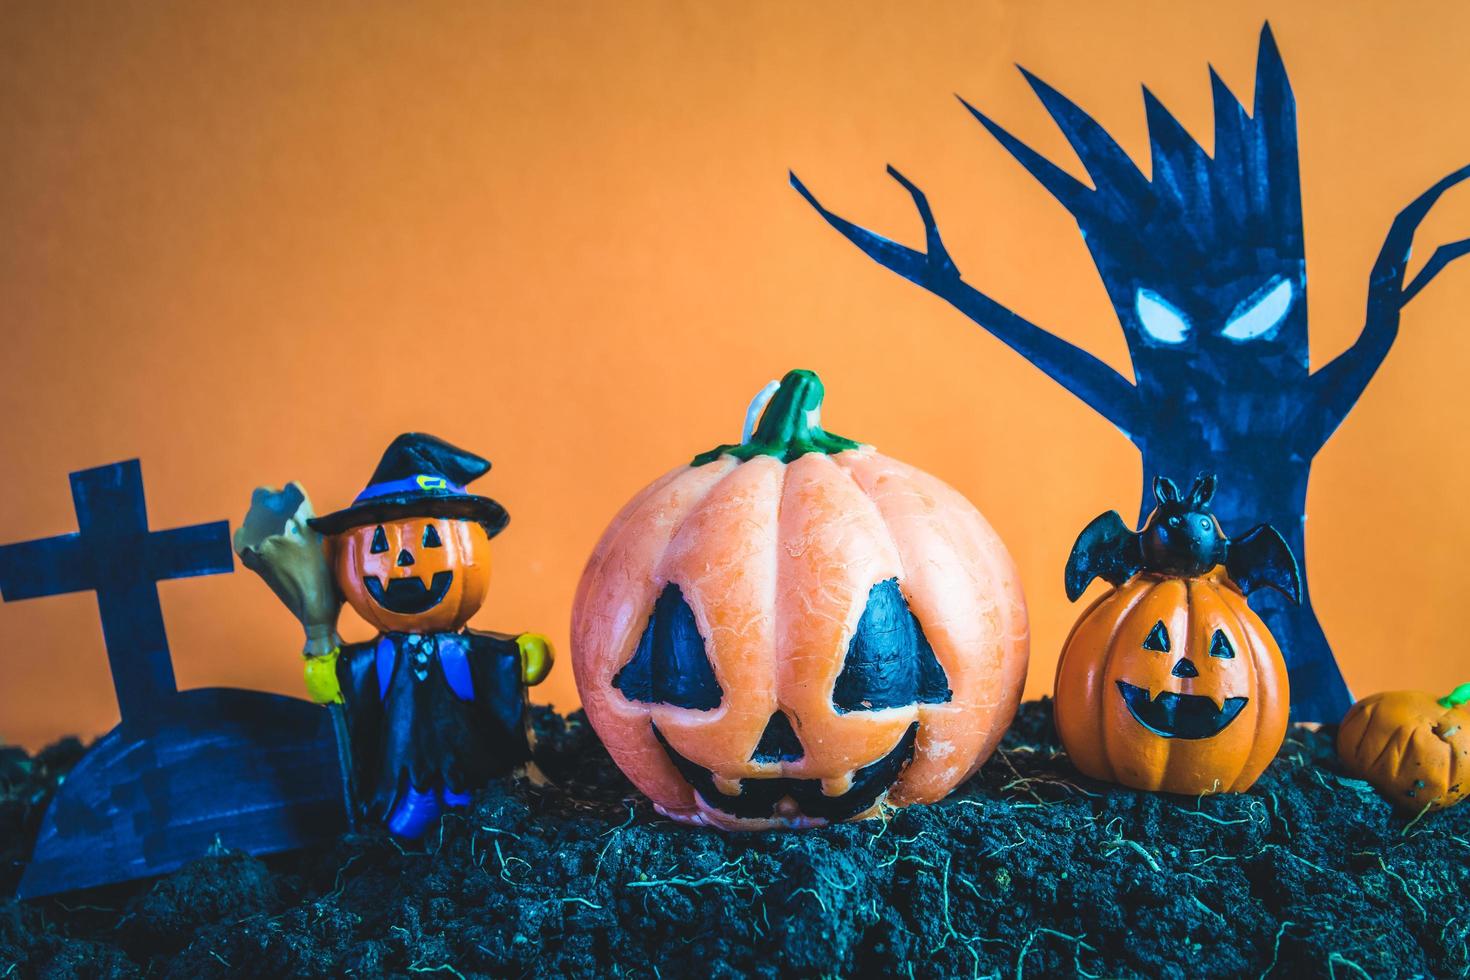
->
571, 369, 1029, 830
1054, 570, 1289, 794
332, 517, 492, 634
571, 449, 1029, 831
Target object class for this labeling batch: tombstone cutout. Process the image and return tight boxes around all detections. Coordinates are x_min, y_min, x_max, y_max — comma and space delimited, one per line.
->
0, 459, 347, 899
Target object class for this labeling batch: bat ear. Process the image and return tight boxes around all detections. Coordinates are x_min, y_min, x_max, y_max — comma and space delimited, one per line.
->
1189, 474, 1217, 508
1153, 477, 1180, 505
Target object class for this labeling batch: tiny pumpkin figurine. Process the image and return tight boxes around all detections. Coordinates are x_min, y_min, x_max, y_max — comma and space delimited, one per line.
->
238, 433, 553, 838
1337, 684, 1470, 813
571, 369, 1029, 830
1055, 475, 1298, 795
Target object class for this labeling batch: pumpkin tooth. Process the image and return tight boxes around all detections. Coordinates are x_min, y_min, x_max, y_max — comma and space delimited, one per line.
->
712, 774, 742, 796
821, 773, 855, 797
388, 572, 427, 589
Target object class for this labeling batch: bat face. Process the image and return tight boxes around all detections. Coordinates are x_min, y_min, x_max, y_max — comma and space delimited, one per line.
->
1140, 504, 1226, 576
1138, 475, 1227, 576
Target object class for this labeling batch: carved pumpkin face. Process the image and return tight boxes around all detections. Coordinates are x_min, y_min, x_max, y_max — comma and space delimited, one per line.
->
1337, 687, 1470, 813
332, 517, 492, 634
571, 370, 1029, 830
1054, 570, 1288, 794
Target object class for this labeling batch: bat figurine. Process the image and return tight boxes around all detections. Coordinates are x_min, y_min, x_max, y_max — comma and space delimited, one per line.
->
1065, 475, 1301, 604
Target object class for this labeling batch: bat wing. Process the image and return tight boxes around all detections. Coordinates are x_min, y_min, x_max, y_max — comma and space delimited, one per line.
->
1064, 510, 1143, 602
1225, 525, 1302, 604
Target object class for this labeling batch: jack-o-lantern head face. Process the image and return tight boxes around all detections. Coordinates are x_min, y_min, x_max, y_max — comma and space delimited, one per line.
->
306, 433, 510, 634
571, 370, 1030, 830
613, 577, 956, 825
1138, 475, 1227, 578
332, 517, 492, 634
1115, 614, 1249, 740
1054, 571, 1289, 795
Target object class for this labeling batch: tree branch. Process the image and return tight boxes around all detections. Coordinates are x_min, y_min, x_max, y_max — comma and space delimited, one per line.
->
1302, 163, 1470, 451
790, 168, 1139, 434
1402, 237, 1470, 304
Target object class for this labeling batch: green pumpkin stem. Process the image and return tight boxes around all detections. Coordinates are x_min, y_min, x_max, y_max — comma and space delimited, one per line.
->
692, 369, 863, 466
1437, 682, 1470, 710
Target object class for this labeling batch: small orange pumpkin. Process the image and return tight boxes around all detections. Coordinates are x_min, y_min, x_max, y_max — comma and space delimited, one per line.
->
1336, 684, 1470, 813
571, 370, 1029, 830
1055, 571, 1289, 794
332, 516, 493, 634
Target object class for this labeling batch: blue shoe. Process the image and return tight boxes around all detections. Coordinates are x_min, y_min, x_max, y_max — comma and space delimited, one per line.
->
386, 786, 441, 839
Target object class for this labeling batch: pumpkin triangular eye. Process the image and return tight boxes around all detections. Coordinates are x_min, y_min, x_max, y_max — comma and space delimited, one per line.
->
1142, 620, 1170, 652
832, 578, 952, 712
422, 524, 442, 548
914, 625, 951, 705
1210, 629, 1235, 659
370, 526, 389, 553
612, 584, 723, 710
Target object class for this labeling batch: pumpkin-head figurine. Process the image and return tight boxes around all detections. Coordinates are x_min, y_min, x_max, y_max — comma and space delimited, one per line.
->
1337, 684, 1470, 814
571, 369, 1029, 830
236, 433, 553, 839
1055, 475, 1299, 795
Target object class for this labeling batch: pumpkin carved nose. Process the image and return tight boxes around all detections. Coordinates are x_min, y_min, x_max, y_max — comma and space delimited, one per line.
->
751, 711, 804, 763
1172, 657, 1199, 678
396, 549, 415, 567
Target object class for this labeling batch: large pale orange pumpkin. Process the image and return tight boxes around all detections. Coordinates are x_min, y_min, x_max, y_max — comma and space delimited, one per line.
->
1337, 685, 1470, 813
571, 369, 1029, 830
332, 516, 493, 634
1055, 571, 1289, 795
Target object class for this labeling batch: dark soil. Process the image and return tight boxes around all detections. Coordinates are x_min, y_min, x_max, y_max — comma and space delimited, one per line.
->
3, 701, 1468, 979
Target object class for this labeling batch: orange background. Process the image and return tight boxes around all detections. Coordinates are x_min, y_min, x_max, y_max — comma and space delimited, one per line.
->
3, 1, 1468, 750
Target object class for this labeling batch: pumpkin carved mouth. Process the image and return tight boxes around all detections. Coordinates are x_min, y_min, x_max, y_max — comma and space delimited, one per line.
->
364, 571, 453, 615
651, 721, 919, 822
1117, 680, 1247, 739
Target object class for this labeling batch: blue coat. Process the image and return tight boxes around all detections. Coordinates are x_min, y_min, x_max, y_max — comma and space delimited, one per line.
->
336, 628, 529, 821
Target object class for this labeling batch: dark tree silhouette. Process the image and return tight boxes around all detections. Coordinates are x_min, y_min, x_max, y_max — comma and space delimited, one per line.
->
791, 25, 1470, 723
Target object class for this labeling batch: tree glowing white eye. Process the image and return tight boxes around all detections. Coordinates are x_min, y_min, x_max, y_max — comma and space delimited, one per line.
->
1222, 278, 1293, 342
1135, 289, 1190, 344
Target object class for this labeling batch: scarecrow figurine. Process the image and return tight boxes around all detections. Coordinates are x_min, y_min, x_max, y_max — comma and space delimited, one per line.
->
235, 433, 553, 838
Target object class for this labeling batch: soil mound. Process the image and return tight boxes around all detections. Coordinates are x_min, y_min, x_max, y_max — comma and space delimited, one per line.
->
4, 700, 1467, 978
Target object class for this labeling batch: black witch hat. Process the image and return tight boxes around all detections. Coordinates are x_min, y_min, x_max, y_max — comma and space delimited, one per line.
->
309, 432, 509, 538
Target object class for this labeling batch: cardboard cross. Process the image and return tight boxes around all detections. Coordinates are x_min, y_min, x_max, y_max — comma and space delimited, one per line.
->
0, 459, 347, 899
0, 459, 233, 726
